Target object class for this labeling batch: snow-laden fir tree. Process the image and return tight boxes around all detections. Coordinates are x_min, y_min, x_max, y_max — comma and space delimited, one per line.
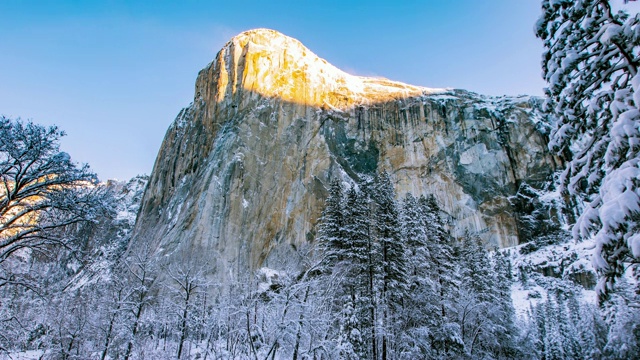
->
529, 292, 611, 359
344, 185, 379, 359
492, 250, 521, 358
317, 179, 346, 268
317, 184, 376, 358
457, 233, 498, 358
556, 295, 581, 359
400, 193, 430, 284
543, 298, 565, 360
601, 276, 640, 358
536, 0, 640, 298
371, 172, 408, 359
372, 172, 408, 303
418, 194, 463, 357
397, 193, 437, 358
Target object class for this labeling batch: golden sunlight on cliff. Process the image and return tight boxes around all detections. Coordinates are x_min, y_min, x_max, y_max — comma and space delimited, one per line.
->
205, 29, 447, 109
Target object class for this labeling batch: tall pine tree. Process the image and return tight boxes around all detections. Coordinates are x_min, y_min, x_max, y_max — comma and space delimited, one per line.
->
372, 172, 408, 360
398, 193, 438, 358
419, 194, 463, 357
317, 179, 346, 269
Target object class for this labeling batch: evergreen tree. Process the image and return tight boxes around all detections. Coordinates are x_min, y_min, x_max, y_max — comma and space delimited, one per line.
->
342, 186, 373, 280
458, 233, 495, 304
530, 294, 612, 360
372, 172, 408, 359
317, 179, 346, 268
337, 295, 365, 360
533, 301, 547, 357
457, 233, 496, 358
536, 0, 640, 299
401, 193, 430, 283
602, 277, 640, 359
319, 184, 377, 359
492, 250, 520, 358
543, 298, 565, 360
418, 194, 463, 357
372, 172, 408, 302
398, 193, 438, 358
556, 295, 582, 359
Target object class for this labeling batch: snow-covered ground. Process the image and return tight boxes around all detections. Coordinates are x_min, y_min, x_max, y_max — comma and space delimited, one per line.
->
0, 350, 44, 360
506, 234, 598, 318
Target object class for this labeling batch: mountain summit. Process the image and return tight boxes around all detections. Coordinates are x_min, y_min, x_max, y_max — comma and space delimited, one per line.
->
203, 28, 444, 109
131, 29, 558, 281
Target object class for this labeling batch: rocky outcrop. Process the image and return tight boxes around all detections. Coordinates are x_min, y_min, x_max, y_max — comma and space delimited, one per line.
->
131, 29, 559, 281
66, 175, 149, 290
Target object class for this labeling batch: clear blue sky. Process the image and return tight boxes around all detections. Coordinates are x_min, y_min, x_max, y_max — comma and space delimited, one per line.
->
0, 1, 588, 180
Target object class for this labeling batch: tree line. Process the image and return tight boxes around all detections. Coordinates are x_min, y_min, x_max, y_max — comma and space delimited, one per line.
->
1, 169, 527, 359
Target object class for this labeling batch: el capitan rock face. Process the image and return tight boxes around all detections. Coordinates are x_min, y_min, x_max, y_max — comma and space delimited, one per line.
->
131, 29, 559, 280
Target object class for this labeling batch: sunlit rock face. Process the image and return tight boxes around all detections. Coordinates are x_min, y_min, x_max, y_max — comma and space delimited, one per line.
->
131, 29, 558, 280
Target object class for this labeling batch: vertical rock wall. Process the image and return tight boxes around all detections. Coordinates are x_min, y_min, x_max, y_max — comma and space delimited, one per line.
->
130, 29, 558, 281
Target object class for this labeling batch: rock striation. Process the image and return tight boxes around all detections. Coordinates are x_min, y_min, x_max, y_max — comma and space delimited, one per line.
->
131, 29, 559, 280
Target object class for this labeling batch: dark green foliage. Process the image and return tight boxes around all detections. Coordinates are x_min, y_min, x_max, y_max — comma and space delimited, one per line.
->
317, 179, 346, 267
373, 171, 408, 302
316, 181, 378, 358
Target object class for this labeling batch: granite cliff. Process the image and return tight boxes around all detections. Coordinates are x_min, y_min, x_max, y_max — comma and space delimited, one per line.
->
131, 29, 559, 280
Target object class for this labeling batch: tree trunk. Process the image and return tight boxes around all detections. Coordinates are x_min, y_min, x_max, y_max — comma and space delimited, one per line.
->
100, 311, 117, 360
292, 285, 311, 360
177, 292, 190, 360
368, 238, 377, 360
246, 311, 260, 360
125, 297, 146, 360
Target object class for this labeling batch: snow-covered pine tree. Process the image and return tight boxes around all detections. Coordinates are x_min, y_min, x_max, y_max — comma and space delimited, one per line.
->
529, 294, 608, 360
317, 179, 346, 269
337, 296, 365, 360
556, 295, 582, 359
340, 186, 377, 359
536, 0, 640, 299
315, 179, 351, 292
456, 233, 498, 358
397, 193, 438, 358
341, 186, 374, 291
371, 172, 408, 359
543, 298, 565, 360
570, 299, 604, 358
492, 250, 520, 358
401, 193, 429, 283
532, 301, 547, 357
418, 194, 463, 357
601, 276, 640, 358
419, 195, 458, 316
567, 294, 597, 358
316, 181, 376, 358
458, 233, 495, 304
372, 172, 408, 301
